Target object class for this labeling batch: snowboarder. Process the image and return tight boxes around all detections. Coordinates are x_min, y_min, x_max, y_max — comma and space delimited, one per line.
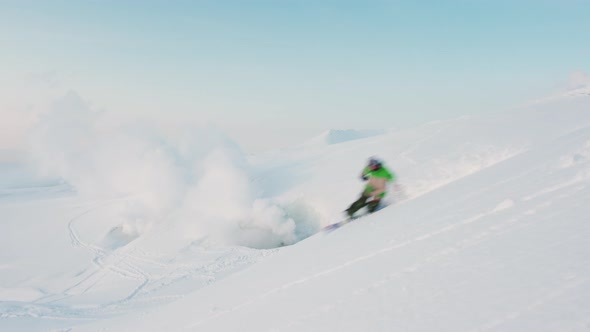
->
345, 157, 395, 218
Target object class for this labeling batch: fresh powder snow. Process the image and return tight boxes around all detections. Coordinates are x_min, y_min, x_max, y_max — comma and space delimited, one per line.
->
1, 98, 590, 331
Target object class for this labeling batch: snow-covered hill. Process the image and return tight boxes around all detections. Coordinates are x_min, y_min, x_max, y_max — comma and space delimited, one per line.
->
1, 103, 590, 331
530, 82, 590, 105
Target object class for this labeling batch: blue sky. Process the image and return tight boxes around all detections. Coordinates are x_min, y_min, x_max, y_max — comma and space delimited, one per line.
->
1, 0, 589, 152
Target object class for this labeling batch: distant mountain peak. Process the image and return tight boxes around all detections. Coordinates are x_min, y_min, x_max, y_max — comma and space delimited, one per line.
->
529, 84, 590, 106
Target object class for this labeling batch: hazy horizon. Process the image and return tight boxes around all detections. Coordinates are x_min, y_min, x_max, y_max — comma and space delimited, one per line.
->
2, 0, 590, 155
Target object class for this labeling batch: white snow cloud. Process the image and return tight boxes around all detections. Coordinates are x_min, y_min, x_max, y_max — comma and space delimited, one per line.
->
27, 91, 318, 249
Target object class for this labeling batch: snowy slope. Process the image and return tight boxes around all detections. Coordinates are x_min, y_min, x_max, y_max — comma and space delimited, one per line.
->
1, 103, 590, 331
304, 129, 387, 145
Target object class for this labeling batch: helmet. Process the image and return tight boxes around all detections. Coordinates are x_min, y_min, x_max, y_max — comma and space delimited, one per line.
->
368, 157, 382, 170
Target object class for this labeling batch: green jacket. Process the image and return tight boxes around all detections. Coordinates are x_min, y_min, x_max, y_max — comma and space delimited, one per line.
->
362, 166, 395, 198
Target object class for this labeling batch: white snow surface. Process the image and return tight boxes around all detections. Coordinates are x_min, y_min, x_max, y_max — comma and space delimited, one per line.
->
305, 129, 387, 145
1, 103, 590, 331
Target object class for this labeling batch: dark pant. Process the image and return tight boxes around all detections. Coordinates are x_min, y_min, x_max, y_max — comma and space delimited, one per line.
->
346, 194, 380, 217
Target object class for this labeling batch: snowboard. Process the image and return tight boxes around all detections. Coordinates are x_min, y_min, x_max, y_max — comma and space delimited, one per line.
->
322, 216, 358, 232
322, 202, 390, 233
